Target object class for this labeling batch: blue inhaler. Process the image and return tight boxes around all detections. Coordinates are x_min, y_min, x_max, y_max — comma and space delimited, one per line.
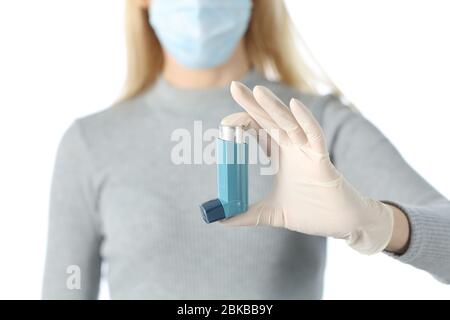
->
200, 125, 248, 223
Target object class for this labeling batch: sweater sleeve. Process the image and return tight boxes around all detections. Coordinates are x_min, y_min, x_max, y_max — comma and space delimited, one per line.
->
318, 95, 450, 283
42, 120, 102, 299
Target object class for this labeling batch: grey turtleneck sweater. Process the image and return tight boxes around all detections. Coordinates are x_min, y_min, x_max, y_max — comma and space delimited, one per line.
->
42, 70, 450, 299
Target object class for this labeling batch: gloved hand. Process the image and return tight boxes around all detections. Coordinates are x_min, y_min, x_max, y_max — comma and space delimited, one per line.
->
221, 81, 394, 255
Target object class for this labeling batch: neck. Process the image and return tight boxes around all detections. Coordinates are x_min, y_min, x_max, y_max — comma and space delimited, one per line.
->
161, 41, 250, 89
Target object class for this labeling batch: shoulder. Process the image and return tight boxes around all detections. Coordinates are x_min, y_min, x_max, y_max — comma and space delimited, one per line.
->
75, 90, 151, 143
58, 92, 150, 164
78, 93, 148, 138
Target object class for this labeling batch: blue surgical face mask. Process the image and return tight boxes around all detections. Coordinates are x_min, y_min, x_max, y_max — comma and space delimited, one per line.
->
149, 0, 253, 69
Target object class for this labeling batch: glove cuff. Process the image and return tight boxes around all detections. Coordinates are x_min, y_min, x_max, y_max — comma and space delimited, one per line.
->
346, 200, 395, 255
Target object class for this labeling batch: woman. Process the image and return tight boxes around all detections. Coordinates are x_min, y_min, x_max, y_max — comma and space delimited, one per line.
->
43, 0, 450, 299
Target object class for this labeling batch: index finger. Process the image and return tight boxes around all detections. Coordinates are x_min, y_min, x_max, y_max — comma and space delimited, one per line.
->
230, 81, 289, 145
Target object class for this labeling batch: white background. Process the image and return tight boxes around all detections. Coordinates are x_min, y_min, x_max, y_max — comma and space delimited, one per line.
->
0, 0, 449, 299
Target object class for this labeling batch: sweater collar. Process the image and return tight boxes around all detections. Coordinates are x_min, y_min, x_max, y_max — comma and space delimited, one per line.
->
144, 69, 266, 107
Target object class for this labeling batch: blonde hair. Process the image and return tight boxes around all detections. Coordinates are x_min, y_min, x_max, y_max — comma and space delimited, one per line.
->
122, 0, 339, 101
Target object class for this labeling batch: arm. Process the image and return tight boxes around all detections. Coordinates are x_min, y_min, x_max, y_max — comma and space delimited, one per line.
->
42, 121, 102, 299
321, 96, 450, 283
222, 83, 450, 283
385, 205, 410, 254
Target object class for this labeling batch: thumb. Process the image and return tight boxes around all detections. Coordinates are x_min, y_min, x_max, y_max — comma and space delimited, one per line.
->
220, 201, 283, 227
221, 112, 274, 156
221, 112, 260, 129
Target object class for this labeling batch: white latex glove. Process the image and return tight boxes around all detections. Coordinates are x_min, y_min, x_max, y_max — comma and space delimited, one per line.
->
221, 81, 394, 255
